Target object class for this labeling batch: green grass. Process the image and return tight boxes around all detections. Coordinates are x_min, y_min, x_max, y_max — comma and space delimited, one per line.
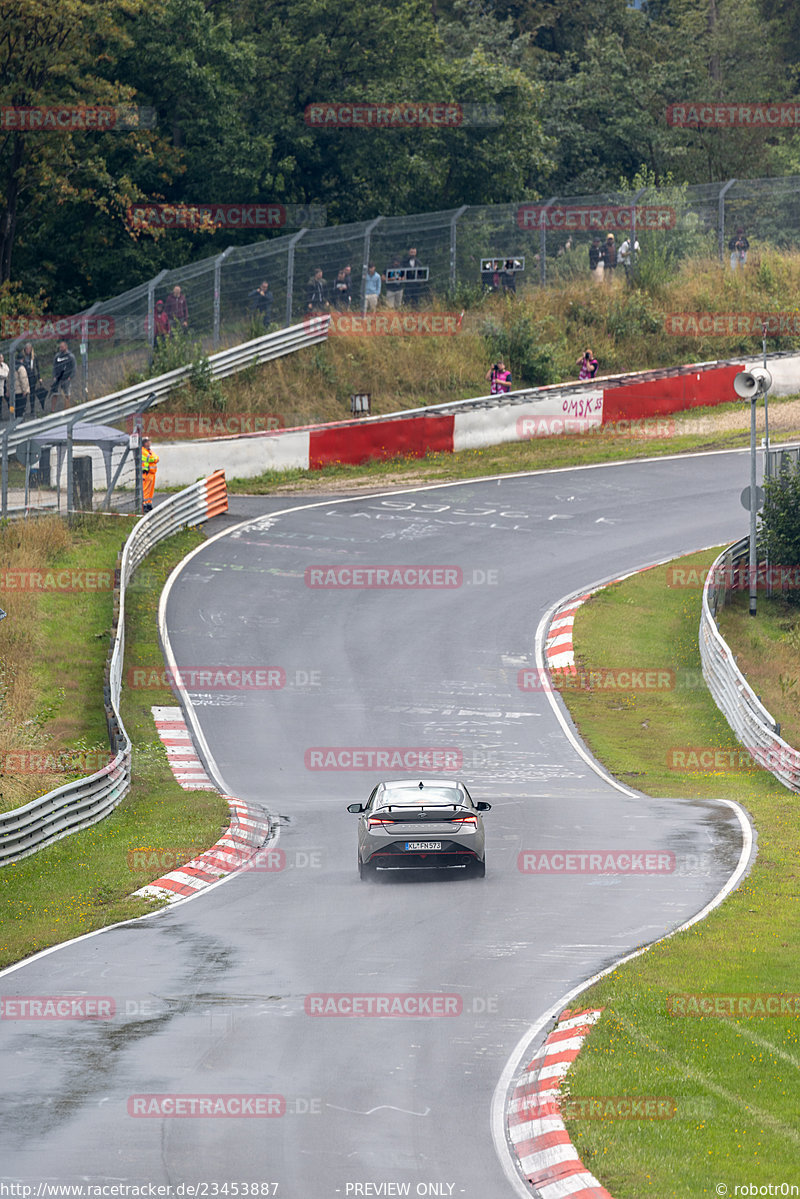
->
718, 591, 800, 750
554, 548, 799, 1197
0, 527, 229, 970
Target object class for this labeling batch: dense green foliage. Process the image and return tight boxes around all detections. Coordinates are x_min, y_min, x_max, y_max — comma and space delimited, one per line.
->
2, 0, 798, 309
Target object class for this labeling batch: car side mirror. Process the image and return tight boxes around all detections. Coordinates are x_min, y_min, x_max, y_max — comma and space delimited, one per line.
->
475, 801, 492, 811
347, 803, 365, 813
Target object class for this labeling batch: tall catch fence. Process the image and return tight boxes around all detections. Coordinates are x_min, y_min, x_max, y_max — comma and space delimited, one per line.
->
3, 175, 800, 407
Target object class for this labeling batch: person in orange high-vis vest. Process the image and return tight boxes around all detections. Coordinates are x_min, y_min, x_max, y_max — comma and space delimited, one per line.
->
141, 437, 159, 512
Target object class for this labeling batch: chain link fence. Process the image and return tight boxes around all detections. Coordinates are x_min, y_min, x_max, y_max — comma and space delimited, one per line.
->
3, 175, 800, 408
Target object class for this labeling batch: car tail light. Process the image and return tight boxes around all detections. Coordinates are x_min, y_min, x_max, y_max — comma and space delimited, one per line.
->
453, 815, 478, 827
367, 817, 392, 829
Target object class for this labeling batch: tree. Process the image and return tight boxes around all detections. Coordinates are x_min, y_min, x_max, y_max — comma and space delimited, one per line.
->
759, 461, 800, 602
0, 0, 173, 295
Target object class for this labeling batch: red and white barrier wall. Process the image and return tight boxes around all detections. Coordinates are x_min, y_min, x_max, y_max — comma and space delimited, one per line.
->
156, 353, 799, 487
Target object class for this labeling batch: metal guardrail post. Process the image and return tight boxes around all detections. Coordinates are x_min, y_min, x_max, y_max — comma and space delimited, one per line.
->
450, 205, 468, 291
718, 180, 736, 263
213, 248, 235, 349
66, 416, 75, 513
286, 228, 308, 326
540, 197, 557, 287
362, 217, 383, 314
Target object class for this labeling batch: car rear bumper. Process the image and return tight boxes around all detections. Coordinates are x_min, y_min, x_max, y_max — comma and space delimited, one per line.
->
365, 847, 482, 870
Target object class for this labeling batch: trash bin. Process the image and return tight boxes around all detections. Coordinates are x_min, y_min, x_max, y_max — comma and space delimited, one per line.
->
73, 456, 93, 510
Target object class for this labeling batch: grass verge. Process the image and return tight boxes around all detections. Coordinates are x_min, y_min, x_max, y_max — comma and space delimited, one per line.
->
553, 549, 798, 1196
0, 525, 228, 971
717, 591, 800, 750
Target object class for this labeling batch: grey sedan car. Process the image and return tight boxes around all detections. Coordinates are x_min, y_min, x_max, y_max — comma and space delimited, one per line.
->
347, 779, 491, 879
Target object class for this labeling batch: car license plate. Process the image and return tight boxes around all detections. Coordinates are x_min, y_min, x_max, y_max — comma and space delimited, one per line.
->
406, 841, 442, 851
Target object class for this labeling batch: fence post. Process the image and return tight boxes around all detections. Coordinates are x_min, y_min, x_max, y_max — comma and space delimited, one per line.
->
629, 186, 646, 281
362, 217, 384, 314
719, 179, 736, 263
1, 426, 8, 518
450, 205, 468, 292
213, 247, 235, 349
147, 270, 168, 368
540, 197, 557, 287
66, 417, 75, 513
286, 228, 308, 327
79, 302, 100, 403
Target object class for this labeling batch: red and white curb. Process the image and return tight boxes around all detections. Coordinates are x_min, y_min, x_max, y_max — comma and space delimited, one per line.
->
132, 706, 273, 903
544, 595, 591, 673
508, 1007, 610, 1197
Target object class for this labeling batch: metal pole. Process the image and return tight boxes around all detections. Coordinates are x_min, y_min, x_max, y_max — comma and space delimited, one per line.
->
719, 180, 736, 264
1, 427, 8, 518
67, 419, 74, 514
285, 228, 308, 327
450, 205, 468, 291
540, 197, 557, 288
362, 217, 383, 315
762, 322, 770, 471
79, 302, 100, 403
629, 186, 646, 282
133, 411, 143, 514
213, 247, 234, 349
749, 392, 757, 617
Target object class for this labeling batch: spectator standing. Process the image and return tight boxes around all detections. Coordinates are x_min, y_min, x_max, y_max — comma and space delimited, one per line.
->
403, 246, 424, 308
21, 342, 42, 415
501, 259, 517, 295
247, 281, 274, 327
12, 354, 30, 420
153, 300, 170, 344
141, 436, 159, 513
384, 258, 404, 308
486, 360, 512, 394
332, 269, 351, 311
603, 234, 617, 281
165, 285, 189, 333
588, 236, 604, 284
617, 237, 639, 283
49, 340, 77, 409
363, 264, 381, 313
306, 268, 329, 313
577, 348, 598, 380
0, 352, 9, 419
729, 228, 749, 269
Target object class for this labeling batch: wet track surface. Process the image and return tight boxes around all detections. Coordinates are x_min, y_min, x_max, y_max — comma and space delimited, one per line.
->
1, 452, 755, 1195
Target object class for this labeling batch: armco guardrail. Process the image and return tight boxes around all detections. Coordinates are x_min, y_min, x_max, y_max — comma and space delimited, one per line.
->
0, 317, 330, 457
699, 536, 800, 792
0, 471, 228, 867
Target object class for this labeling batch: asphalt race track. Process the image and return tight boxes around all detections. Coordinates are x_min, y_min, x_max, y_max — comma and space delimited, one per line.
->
1, 450, 756, 1196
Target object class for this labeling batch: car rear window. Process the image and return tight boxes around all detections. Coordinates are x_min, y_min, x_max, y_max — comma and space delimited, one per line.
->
376, 788, 465, 809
